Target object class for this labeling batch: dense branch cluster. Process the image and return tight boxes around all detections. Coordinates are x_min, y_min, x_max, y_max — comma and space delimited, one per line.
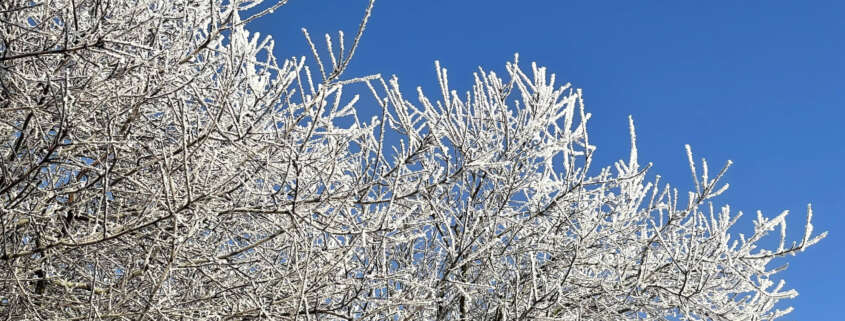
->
0, 0, 826, 320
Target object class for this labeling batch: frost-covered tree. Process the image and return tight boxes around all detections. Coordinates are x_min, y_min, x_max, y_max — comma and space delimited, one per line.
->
0, 0, 827, 320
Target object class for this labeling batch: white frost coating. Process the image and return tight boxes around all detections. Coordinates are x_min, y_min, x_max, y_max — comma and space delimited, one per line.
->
0, 0, 826, 320
628, 115, 638, 172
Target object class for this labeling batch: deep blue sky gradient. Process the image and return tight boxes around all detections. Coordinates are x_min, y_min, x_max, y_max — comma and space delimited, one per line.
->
251, 1, 844, 319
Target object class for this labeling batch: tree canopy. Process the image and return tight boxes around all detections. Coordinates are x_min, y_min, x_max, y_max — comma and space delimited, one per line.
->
0, 0, 826, 320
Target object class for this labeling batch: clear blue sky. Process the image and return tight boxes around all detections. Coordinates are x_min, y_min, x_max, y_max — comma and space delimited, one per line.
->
251, 1, 844, 319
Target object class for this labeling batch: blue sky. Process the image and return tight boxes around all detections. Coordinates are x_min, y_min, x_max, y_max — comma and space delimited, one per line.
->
251, 1, 844, 319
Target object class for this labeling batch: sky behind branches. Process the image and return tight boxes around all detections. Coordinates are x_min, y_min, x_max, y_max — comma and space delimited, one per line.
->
251, 1, 844, 319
